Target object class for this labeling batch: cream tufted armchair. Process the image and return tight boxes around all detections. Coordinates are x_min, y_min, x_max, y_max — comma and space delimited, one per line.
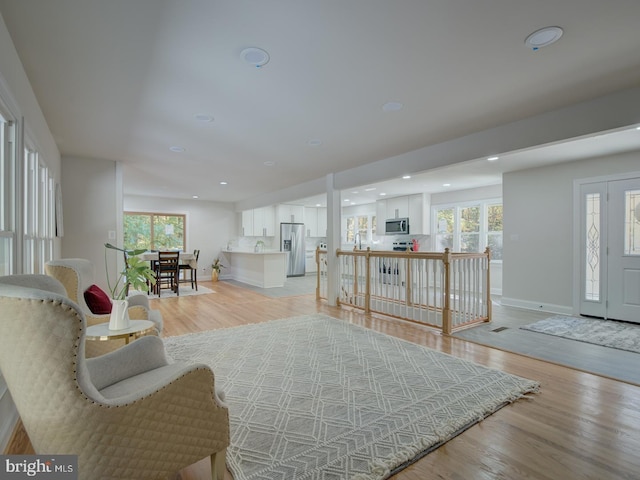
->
0, 274, 230, 480
45, 258, 163, 357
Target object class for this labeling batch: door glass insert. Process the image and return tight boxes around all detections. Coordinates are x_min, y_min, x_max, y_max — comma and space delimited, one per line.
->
624, 189, 640, 256
585, 193, 600, 301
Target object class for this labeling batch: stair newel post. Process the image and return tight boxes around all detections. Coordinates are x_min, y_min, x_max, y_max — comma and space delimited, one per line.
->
443, 248, 453, 335
365, 247, 371, 313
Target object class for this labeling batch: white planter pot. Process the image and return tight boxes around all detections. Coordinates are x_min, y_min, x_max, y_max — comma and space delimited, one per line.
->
109, 299, 130, 330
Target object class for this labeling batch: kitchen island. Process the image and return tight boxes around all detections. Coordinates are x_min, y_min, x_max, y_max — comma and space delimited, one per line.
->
223, 249, 287, 288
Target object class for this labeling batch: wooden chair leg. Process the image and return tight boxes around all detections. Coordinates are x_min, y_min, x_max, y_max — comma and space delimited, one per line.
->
210, 449, 226, 480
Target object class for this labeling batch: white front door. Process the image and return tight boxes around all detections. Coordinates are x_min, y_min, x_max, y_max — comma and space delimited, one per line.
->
579, 177, 640, 322
607, 178, 640, 322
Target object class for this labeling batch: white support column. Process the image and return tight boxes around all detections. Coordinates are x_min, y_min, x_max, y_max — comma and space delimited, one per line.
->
326, 174, 341, 306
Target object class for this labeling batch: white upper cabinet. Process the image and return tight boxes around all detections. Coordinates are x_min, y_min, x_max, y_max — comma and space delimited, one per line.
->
241, 205, 275, 236
376, 193, 430, 235
304, 207, 327, 237
241, 209, 254, 236
254, 205, 275, 236
278, 204, 304, 224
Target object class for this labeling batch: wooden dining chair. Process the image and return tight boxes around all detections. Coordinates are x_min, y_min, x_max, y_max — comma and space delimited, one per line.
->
179, 249, 200, 291
155, 251, 180, 297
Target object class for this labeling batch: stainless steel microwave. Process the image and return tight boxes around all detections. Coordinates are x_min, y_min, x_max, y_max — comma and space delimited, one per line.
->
385, 217, 410, 235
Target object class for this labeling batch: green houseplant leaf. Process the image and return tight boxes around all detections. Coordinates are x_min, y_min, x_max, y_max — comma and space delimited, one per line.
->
105, 243, 156, 300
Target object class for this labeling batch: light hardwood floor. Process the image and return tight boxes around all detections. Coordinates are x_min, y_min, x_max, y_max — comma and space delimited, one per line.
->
6, 280, 640, 479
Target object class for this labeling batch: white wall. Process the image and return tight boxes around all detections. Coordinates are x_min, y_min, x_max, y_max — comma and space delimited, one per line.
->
124, 195, 237, 278
61, 156, 119, 291
502, 150, 640, 313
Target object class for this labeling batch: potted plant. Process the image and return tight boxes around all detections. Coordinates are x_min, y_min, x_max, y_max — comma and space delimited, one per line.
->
104, 243, 156, 330
105, 243, 156, 299
211, 258, 225, 282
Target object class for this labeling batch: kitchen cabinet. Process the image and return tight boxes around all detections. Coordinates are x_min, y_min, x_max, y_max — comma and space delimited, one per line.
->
253, 205, 275, 236
304, 207, 327, 237
241, 210, 254, 236
376, 193, 430, 235
278, 204, 304, 224
241, 205, 275, 236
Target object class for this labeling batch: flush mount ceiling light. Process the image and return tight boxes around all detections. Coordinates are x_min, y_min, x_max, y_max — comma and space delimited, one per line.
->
219, 181, 228, 185
194, 114, 214, 123
402, 175, 411, 179
487, 156, 499, 161
382, 101, 404, 112
240, 47, 270, 68
525, 26, 563, 50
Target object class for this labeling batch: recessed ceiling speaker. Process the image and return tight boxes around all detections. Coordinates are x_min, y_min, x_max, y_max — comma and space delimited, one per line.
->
525, 26, 563, 50
240, 47, 270, 68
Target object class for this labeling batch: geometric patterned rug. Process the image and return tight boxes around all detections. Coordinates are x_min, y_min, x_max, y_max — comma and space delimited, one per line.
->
164, 314, 539, 480
521, 315, 640, 354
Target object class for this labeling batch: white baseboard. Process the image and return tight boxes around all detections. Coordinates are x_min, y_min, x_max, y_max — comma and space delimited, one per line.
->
500, 297, 574, 316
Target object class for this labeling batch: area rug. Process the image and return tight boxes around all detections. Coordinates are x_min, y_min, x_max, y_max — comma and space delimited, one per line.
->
135, 284, 215, 299
521, 315, 640, 354
164, 314, 539, 480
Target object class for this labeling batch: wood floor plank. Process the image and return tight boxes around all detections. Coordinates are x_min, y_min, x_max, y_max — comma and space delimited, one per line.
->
5, 279, 640, 480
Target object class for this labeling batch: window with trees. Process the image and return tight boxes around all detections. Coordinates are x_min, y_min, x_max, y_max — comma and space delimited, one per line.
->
124, 212, 185, 251
434, 200, 503, 260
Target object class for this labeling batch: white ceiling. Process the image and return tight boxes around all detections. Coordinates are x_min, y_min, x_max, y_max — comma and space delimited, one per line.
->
1, 0, 640, 205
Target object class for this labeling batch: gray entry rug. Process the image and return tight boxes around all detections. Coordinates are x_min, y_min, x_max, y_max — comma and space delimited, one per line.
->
164, 314, 539, 480
521, 315, 640, 354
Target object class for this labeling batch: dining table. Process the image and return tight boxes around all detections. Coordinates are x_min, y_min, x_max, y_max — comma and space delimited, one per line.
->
137, 251, 198, 287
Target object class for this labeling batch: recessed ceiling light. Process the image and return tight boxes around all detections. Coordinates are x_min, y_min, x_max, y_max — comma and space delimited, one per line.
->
442, 183, 451, 187
220, 181, 228, 185
264, 161, 276, 167
169, 146, 185, 153
344, 199, 350, 202
487, 156, 499, 161
307, 139, 322, 147
365, 187, 376, 192
382, 102, 404, 112
315, 203, 321, 207
525, 26, 563, 51
192, 195, 199, 199
240, 47, 270, 68
379, 192, 387, 196
194, 114, 214, 123
636, 126, 640, 131
402, 175, 411, 179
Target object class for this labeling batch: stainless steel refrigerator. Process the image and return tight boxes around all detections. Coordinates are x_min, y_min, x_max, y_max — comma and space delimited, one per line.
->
280, 222, 306, 277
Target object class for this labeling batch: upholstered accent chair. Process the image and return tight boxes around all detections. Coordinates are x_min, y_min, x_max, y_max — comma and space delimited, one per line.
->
0, 274, 230, 480
45, 258, 163, 356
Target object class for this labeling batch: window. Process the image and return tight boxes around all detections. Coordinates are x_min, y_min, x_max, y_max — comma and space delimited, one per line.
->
22, 146, 55, 274
434, 200, 503, 260
0, 113, 15, 275
344, 213, 375, 245
124, 212, 185, 251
